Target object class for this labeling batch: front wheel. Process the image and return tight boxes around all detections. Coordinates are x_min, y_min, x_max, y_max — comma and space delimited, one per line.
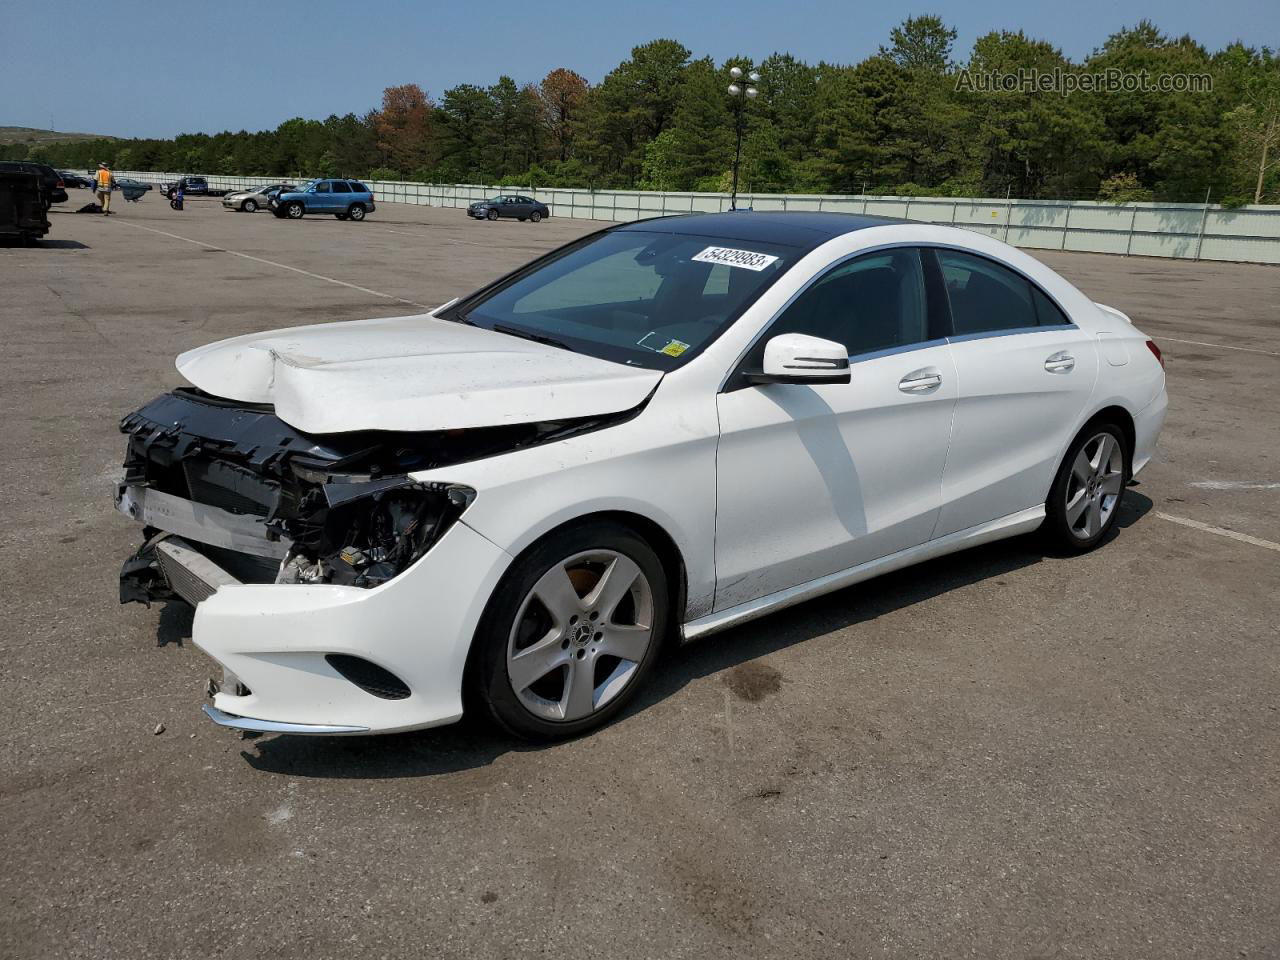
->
472, 521, 669, 741
1043, 422, 1128, 552
486, 208, 498, 221
530, 210, 542, 223
347, 203, 366, 221
242, 199, 257, 213
285, 201, 304, 219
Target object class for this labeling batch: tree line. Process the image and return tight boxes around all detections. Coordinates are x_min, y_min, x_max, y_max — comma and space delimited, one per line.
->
7, 18, 1278, 204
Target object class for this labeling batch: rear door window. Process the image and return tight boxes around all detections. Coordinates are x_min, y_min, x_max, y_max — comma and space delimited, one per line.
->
935, 250, 1039, 335
1032, 286, 1071, 326
332, 181, 352, 193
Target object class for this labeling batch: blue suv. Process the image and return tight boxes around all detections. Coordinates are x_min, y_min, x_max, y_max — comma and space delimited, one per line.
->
271, 179, 376, 221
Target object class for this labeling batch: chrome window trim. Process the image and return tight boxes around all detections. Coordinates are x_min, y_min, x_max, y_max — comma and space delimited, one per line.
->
849, 337, 949, 364
947, 323, 1078, 344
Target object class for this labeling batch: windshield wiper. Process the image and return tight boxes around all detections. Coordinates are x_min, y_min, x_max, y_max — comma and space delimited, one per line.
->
492, 323, 575, 353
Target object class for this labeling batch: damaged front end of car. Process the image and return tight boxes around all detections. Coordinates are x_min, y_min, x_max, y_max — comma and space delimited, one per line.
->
116, 388, 621, 607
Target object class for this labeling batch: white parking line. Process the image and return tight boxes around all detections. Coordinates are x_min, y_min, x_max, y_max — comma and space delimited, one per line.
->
112, 219, 432, 309
1190, 480, 1280, 490
379, 226, 488, 247
1156, 513, 1280, 552
1160, 337, 1280, 357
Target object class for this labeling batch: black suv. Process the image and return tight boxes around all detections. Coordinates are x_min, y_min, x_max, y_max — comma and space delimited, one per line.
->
0, 162, 68, 207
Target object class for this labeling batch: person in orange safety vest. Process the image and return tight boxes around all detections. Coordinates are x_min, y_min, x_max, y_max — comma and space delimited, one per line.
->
95, 162, 114, 215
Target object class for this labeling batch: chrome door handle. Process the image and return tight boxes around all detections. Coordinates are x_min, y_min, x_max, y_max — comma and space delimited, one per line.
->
899, 367, 943, 393
1045, 352, 1075, 373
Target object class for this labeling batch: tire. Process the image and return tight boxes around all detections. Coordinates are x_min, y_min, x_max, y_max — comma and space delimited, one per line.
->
242, 199, 257, 213
347, 203, 366, 221
472, 520, 670, 741
486, 208, 498, 221
1043, 421, 1129, 553
285, 201, 304, 219
530, 210, 542, 223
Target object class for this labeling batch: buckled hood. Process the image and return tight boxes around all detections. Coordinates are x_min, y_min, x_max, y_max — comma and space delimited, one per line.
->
175, 314, 663, 434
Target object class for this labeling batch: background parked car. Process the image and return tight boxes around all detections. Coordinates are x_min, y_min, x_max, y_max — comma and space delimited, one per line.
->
270, 179, 375, 221
59, 170, 94, 190
162, 176, 210, 199
221, 183, 296, 213
467, 194, 549, 222
0, 162, 67, 208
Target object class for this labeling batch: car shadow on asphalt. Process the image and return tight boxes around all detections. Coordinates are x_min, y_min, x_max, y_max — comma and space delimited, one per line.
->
238, 492, 1153, 779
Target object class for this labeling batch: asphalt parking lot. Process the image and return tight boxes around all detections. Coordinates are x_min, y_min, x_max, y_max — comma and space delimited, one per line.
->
2, 195, 1277, 960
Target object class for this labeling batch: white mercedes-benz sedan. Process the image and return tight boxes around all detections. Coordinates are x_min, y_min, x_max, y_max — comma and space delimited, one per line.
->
116, 212, 1167, 740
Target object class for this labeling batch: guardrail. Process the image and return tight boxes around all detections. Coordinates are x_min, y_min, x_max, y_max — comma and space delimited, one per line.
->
116, 171, 1280, 265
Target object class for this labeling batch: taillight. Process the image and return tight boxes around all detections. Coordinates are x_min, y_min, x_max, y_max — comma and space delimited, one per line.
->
56, 178, 65, 188
1145, 339, 1164, 369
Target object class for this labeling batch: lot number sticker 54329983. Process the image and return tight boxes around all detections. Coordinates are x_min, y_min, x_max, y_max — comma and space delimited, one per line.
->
691, 246, 779, 271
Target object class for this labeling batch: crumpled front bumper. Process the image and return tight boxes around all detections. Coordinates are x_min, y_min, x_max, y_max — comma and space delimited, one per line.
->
195, 520, 511, 735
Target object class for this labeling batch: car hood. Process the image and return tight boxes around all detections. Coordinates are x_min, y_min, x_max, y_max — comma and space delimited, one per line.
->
175, 313, 663, 434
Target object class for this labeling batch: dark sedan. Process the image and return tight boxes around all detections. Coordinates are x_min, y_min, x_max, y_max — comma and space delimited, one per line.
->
466, 194, 549, 222
60, 170, 95, 190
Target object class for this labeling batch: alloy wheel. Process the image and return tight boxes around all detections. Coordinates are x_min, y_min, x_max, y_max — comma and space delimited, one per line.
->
1064, 432, 1124, 539
506, 550, 654, 722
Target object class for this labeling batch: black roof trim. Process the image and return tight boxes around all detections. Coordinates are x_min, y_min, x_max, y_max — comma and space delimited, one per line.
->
611, 211, 907, 251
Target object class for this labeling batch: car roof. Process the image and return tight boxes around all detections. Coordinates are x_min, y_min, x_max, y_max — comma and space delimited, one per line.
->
611, 211, 906, 250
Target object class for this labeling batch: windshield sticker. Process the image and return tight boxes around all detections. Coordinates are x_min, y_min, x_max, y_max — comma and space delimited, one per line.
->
635, 332, 691, 357
692, 246, 779, 271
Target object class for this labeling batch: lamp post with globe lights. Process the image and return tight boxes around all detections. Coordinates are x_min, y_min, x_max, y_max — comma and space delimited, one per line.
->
727, 66, 759, 210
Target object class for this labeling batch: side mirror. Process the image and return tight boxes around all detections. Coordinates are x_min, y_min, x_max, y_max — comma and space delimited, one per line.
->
746, 333, 851, 385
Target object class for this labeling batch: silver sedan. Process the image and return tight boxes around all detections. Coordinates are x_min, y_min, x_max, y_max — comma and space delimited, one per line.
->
221, 184, 296, 213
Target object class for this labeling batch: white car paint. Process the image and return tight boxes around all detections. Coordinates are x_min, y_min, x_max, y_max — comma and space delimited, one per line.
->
137, 220, 1166, 735
176, 314, 662, 433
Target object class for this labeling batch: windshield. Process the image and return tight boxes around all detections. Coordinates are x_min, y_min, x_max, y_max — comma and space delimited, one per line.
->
455, 229, 793, 369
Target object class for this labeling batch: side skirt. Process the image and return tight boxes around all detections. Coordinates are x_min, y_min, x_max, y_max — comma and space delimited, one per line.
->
682, 505, 1045, 642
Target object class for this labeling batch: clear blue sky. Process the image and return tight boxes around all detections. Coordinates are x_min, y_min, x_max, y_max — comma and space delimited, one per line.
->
6, 0, 1277, 139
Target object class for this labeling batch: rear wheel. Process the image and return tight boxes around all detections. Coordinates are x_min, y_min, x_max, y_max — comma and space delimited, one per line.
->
473, 521, 669, 741
1044, 422, 1128, 552
347, 203, 366, 221
285, 201, 304, 219
242, 199, 257, 213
